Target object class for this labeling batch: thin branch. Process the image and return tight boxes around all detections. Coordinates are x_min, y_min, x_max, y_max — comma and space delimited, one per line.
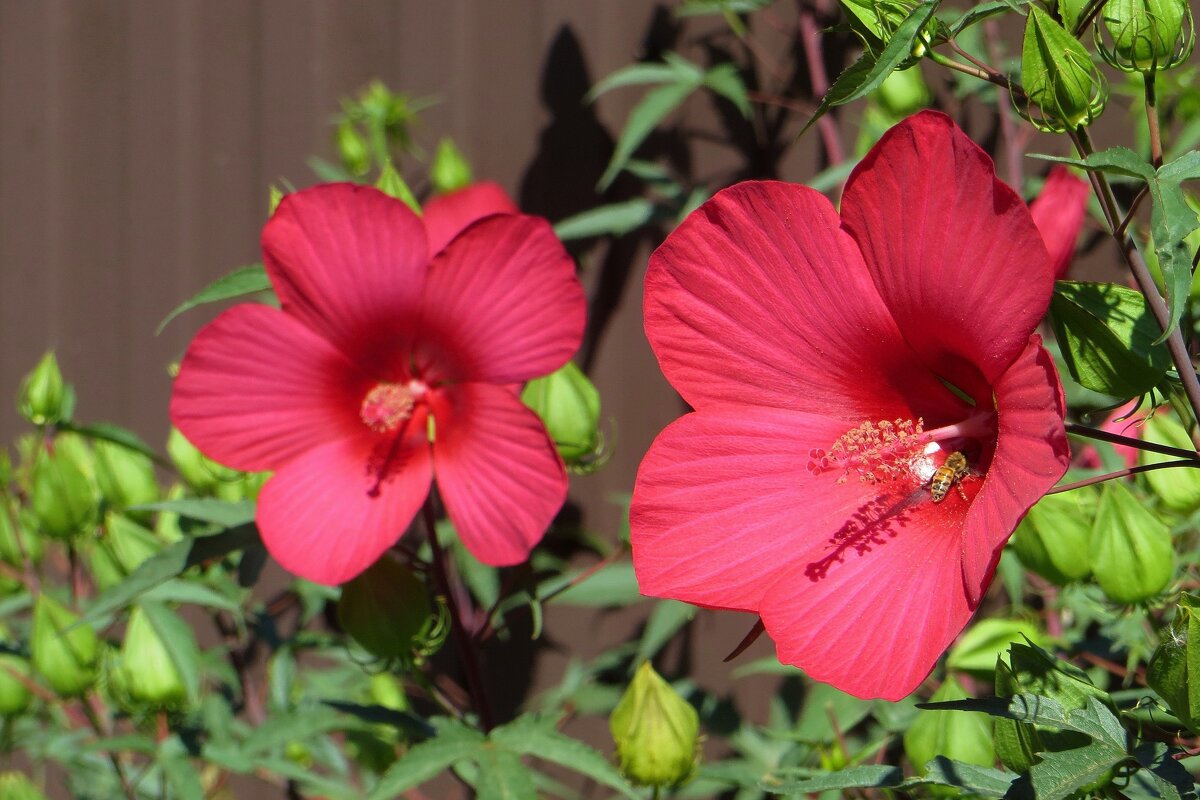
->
797, 0, 846, 165
1047, 460, 1199, 494
1065, 422, 1200, 460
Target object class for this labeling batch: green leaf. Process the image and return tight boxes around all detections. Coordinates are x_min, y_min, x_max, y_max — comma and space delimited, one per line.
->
801, 1, 939, 136
550, 561, 643, 607
599, 79, 702, 190
132, 499, 256, 528
587, 62, 694, 101
702, 62, 751, 118
492, 714, 639, 799
634, 599, 696, 665
1090, 482, 1174, 604
766, 764, 902, 794
242, 705, 355, 756
475, 746, 537, 800
1036, 147, 1155, 181
947, 618, 1046, 676
157, 264, 272, 334
948, 0, 1030, 36
675, 0, 773, 16
142, 579, 242, 614
1132, 742, 1195, 800
795, 681, 874, 742
158, 734, 204, 800
1024, 740, 1128, 799
913, 756, 1016, 797
1049, 281, 1173, 396
138, 600, 201, 701
369, 721, 487, 800
78, 524, 259, 627
58, 422, 163, 466
553, 199, 657, 240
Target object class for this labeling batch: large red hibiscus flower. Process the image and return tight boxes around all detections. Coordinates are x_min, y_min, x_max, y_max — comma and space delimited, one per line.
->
630, 111, 1070, 700
171, 182, 584, 586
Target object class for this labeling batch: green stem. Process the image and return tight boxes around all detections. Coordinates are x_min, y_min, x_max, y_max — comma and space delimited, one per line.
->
1047, 460, 1200, 494
1070, 127, 1200, 437
1065, 422, 1200, 460
1145, 71, 1163, 168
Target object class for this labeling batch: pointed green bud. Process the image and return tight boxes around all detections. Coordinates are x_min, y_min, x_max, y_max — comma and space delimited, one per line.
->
0, 772, 49, 800
904, 676, 994, 773
430, 138, 474, 195
103, 513, 161, 577
610, 662, 700, 788
1021, 5, 1107, 132
521, 362, 603, 464
1096, 0, 1194, 72
17, 352, 68, 427
31, 593, 98, 697
94, 440, 159, 516
376, 161, 421, 215
1138, 414, 1200, 511
167, 428, 238, 496
31, 446, 96, 540
1089, 482, 1173, 604
1010, 487, 1097, 585
268, 185, 284, 217
1148, 593, 1200, 731
0, 648, 33, 717
116, 606, 187, 709
337, 554, 433, 660
0, 499, 42, 568
336, 119, 372, 177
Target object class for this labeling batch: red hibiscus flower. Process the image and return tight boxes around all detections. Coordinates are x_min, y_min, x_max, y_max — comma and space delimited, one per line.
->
630, 111, 1070, 700
1030, 165, 1091, 279
170, 183, 585, 586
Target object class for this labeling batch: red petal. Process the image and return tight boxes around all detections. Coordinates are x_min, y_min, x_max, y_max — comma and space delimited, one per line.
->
415, 215, 584, 384
632, 407, 949, 614
759, 493, 973, 700
1030, 166, 1091, 279
263, 184, 428, 371
644, 181, 959, 421
257, 419, 433, 586
960, 336, 1070, 603
170, 304, 373, 472
423, 182, 519, 256
841, 111, 1053, 384
430, 383, 567, 565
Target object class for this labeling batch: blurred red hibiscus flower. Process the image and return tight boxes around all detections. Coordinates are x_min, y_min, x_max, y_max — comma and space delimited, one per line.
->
630, 111, 1070, 700
171, 182, 584, 585
1030, 165, 1091, 279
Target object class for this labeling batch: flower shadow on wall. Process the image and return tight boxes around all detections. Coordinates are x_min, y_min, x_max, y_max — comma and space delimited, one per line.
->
630, 111, 1071, 701
171, 182, 585, 586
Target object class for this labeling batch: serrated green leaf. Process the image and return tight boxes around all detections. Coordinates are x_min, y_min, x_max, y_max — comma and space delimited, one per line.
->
587, 63, 693, 102
948, 0, 1030, 36
1132, 742, 1195, 800
369, 721, 488, 800
475, 746, 537, 800
599, 79, 702, 190
801, 1, 939, 136
138, 600, 201, 701
77, 524, 259, 627
1049, 281, 1172, 396
767, 764, 902, 794
910, 756, 1016, 797
158, 735, 204, 800
492, 714, 639, 799
634, 599, 696, 666
242, 705, 354, 756
157, 264, 272, 334
1036, 147, 1155, 181
553, 199, 657, 240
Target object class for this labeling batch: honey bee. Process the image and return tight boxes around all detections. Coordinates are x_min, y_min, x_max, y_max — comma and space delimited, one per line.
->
929, 451, 970, 503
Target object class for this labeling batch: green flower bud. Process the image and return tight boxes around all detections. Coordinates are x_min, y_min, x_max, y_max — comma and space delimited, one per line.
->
116, 606, 187, 709
430, 138, 474, 195
0, 499, 42, 567
1089, 482, 1174, 604
904, 676, 994, 773
0, 772, 49, 800
17, 352, 68, 427
1096, 0, 1194, 72
1148, 594, 1200, 732
610, 662, 700, 788
103, 513, 161, 576
337, 555, 433, 660
167, 428, 238, 496
86, 538, 126, 593
336, 119, 371, 177
874, 66, 931, 116
93, 440, 159, 515
1010, 488, 1097, 585
31, 446, 96, 540
31, 593, 98, 697
268, 185, 284, 217
0, 651, 33, 717
154, 484, 186, 544
1021, 5, 1107, 132
521, 362, 603, 465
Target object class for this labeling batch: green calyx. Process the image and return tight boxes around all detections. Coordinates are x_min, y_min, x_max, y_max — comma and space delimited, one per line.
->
610, 661, 700, 788
1096, 0, 1195, 72
1021, 5, 1107, 132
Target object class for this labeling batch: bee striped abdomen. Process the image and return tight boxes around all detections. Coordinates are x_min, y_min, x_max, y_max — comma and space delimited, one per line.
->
929, 451, 969, 503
